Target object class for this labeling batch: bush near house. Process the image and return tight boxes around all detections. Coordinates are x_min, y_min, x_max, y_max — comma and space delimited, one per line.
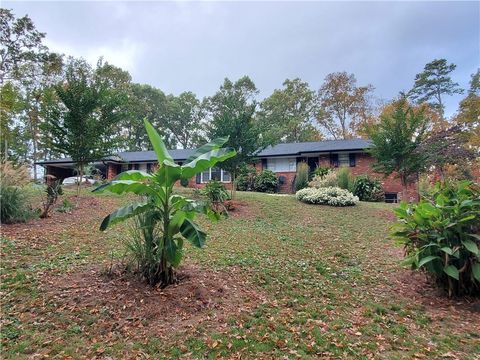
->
353, 175, 384, 202
309, 171, 338, 188
294, 162, 310, 191
296, 187, 359, 206
235, 165, 257, 191
336, 168, 354, 192
392, 181, 480, 297
202, 180, 231, 214
254, 169, 278, 193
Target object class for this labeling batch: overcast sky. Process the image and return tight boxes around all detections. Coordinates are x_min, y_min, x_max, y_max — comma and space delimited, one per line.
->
5, 1, 479, 117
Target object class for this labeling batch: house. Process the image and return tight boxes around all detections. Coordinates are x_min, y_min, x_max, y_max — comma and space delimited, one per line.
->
37, 139, 418, 202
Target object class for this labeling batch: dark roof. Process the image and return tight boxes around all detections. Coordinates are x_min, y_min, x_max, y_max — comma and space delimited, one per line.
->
36, 139, 371, 166
116, 149, 195, 162
256, 139, 372, 157
35, 149, 195, 165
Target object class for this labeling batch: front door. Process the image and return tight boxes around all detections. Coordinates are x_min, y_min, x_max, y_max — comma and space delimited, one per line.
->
307, 157, 318, 172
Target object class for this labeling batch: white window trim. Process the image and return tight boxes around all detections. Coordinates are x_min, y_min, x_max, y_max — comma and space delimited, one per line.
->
266, 157, 297, 173
201, 168, 231, 183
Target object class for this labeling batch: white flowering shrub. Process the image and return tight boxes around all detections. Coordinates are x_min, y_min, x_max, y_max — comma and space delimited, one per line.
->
309, 172, 338, 188
296, 187, 359, 206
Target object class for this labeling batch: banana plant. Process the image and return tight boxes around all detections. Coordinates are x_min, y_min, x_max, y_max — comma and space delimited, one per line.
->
94, 119, 236, 287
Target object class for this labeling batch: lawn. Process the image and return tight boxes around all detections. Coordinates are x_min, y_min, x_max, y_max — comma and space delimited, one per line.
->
1, 188, 479, 359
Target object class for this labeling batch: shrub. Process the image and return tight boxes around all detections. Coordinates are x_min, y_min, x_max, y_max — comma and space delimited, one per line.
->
0, 186, 36, 224
95, 119, 236, 287
0, 161, 35, 224
392, 181, 480, 297
296, 187, 359, 206
336, 168, 353, 191
254, 170, 278, 193
312, 166, 331, 178
202, 180, 230, 213
235, 165, 257, 191
294, 162, 310, 192
180, 178, 189, 187
352, 175, 383, 202
309, 171, 337, 188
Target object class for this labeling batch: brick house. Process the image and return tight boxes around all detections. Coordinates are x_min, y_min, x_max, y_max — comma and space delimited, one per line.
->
37, 139, 418, 202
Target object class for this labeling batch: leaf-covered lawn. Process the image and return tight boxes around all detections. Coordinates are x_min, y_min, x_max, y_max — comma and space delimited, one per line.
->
1, 189, 479, 359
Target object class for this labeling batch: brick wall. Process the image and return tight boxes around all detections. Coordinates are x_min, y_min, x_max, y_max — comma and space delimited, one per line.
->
106, 163, 119, 180
316, 153, 418, 201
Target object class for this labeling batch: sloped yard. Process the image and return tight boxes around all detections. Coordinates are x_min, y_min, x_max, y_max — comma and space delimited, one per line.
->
1, 190, 479, 359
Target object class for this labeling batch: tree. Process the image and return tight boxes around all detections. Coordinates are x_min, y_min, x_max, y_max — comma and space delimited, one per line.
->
165, 91, 205, 148
19, 52, 63, 180
95, 120, 236, 287
0, 81, 28, 162
455, 69, 480, 147
408, 59, 463, 117
416, 124, 476, 180
0, 9, 47, 85
204, 76, 265, 197
259, 78, 322, 142
317, 72, 374, 139
119, 83, 175, 151
367, 97, 429, 201
45, 58, 126, 193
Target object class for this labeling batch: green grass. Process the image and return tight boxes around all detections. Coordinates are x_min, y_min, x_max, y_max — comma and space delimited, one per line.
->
1, 189, 478, 359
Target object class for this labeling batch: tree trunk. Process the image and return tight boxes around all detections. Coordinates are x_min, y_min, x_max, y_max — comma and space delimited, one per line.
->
76, 163, 84, 197
230, 170, 237, 200
400, 175, 409, 203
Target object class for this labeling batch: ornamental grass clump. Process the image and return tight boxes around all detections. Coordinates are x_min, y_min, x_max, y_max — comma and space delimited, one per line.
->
294, 162, 310, 191
392, 181, 480, 297
296, 187, 358, 206
309, 171, 338, 188
95, 120, 236, 287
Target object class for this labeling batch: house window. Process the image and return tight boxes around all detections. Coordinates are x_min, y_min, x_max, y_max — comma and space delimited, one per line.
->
201, 168, 231, 183
338, 153, 350, 167
385, 192, 398, 203
266, 158, 296, 172
211, 167, 221, 181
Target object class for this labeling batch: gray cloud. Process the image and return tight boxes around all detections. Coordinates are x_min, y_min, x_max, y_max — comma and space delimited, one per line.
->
5, 1, 479, 117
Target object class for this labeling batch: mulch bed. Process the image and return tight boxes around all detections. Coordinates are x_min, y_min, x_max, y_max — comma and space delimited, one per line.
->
40, 264, 265, 338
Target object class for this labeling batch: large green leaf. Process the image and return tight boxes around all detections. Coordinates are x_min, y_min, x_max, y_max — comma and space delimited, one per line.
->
113, 170, 153, 181
462, 239, 479, 255
180, 218, 206, 248
144, 119, 173, 163
99, 202, 151, 231
93, 180, 154, 196
156, 159, 182, 186
168, 210, 186, 237
185, 137, 229, 162
468, 234, 480, 241
181, 148, 236, 180
472, 263, 480, 282
443, 265, 459, 280
418, 255, 440, 268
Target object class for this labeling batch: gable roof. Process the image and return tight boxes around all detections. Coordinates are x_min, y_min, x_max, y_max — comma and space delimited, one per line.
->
36, 139, 372, 165
256, 139, 372, 157
116, 149, 195, 162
